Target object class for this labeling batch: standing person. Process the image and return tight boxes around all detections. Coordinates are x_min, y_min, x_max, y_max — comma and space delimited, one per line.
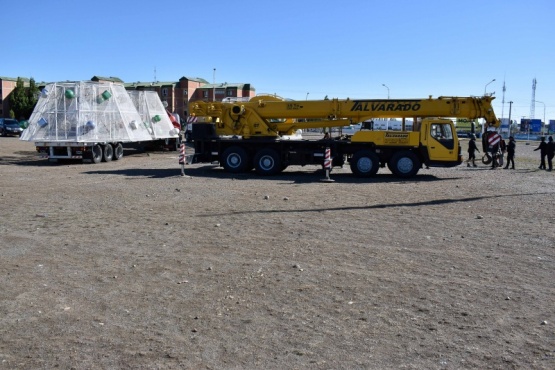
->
504, 136, 516, 169
534, 136, 547, 170
499, 138, 507, 168
547, 136, 555, 171
466, 134, 479, 167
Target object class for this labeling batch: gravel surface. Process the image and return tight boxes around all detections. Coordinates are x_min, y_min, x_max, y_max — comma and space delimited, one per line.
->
1, 135, 554, 369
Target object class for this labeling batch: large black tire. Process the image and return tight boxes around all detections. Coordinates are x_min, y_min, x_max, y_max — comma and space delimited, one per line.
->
389, 151, 420, 178
102, 144, 113, 162
350, 150, 379, 177
222, 146, 249, 173
91, 144, 103, 164
253, 148, 281, 176
113, 143, 124, 160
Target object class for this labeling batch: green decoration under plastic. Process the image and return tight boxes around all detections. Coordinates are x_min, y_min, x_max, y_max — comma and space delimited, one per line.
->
101, 90, 112, 100
65, 89, 75, 99
152, 115, 161, 123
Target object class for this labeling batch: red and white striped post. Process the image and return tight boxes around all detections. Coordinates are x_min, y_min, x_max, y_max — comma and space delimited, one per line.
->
321, 147, 335, 182
179, 142, 186, 176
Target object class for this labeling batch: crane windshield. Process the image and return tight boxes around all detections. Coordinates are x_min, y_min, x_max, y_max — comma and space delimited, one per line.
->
430, 122, 455, 149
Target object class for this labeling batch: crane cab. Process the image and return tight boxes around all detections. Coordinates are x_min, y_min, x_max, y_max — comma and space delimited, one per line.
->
420, 118, 462, 165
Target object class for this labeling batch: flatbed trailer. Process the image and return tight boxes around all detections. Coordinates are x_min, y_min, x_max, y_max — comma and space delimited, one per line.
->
34, 138, 179, 163
21, 81, 179, 164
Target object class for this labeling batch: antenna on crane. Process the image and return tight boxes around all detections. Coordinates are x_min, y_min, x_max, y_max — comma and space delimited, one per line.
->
530, 78, 536, 119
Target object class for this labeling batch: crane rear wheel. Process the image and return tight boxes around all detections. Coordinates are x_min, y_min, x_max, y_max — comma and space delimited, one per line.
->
350, 150, 379, 177
254, 148, 281, 175
389, 151, 420, 178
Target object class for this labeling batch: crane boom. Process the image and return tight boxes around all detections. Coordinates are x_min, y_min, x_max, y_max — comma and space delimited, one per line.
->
190, 95, 499, 138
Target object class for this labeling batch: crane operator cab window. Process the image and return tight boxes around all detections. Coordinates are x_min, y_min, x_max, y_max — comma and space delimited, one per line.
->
430, 123, 455, 149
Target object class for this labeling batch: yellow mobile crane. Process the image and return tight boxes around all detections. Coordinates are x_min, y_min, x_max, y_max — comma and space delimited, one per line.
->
189, 95, 499, 178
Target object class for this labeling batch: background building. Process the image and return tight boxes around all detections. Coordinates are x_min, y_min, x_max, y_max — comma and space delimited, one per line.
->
0, 77, 30, 118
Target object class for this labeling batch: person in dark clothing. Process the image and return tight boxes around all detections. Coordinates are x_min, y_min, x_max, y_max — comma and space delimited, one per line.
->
534, 136, 547, 170
466, 134, 479, 167
547, 136, 555, 171
504, 136, 516, 169
499, 139, 507, 167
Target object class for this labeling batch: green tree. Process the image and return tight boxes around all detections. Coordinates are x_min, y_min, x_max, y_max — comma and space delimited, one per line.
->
9, 77, 39, 120
25, 78, 40, 118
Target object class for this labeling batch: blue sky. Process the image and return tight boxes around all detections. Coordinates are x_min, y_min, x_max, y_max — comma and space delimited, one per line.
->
4, 0, 554, 122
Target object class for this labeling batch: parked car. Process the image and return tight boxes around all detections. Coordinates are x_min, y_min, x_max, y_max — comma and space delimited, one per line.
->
0, 118, 23, 137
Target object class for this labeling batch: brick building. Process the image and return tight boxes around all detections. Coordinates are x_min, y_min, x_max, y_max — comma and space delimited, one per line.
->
124, 78, 256, 120
0, 77, 30, 118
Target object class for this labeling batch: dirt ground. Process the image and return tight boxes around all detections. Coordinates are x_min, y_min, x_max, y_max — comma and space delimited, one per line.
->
1, 135, 554, 369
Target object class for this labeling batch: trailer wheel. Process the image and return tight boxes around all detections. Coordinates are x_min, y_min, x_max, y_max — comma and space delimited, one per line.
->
389, 151, 420, 178
92, 144, 103, 164
103, 144, 113, 162
222, 146, 249, 173
113, 143, 124, 160
350, 150, 379, 177
254, 148, 281, 175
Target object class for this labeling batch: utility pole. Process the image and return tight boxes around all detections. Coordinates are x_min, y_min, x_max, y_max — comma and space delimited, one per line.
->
535, 100, 546, 133
530, 78, 536, 118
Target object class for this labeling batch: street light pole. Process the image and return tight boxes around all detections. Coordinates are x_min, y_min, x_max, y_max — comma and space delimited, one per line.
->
382, 84, 389, 99
212, 68, 216, 102
508, 101, 513, 137
484, 79, 495, 95
535, 100, 546, 134
306, 92, 309, 100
